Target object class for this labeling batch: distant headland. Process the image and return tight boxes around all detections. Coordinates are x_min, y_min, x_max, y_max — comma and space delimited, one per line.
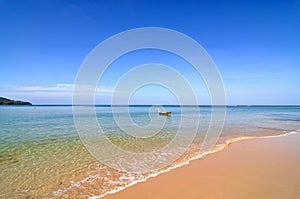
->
0, 97, 32, 105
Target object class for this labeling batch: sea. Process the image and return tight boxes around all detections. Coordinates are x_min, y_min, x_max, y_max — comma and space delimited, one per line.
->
0, 105, 299, 198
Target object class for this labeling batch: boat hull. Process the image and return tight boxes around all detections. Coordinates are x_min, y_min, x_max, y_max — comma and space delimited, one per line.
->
159, 112, 171, 116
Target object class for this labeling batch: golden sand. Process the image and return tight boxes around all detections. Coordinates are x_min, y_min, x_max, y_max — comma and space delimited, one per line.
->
104, 133, 300, 199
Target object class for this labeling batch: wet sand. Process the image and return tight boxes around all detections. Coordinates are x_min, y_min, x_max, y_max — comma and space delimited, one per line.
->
104, 133, 300, 199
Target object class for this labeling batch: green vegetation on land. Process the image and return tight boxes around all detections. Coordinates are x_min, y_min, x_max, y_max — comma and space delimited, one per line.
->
0, 97, 32, 105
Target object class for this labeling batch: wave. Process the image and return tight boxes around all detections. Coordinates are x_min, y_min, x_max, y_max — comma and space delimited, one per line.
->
92, 130, 300, 198
53, 130, 300, 199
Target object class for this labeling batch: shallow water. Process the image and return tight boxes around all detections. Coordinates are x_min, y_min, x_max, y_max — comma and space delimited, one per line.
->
0, 105, 299, 198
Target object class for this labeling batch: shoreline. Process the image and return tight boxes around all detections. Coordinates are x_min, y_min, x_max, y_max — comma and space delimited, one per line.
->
102, 131, 300, 199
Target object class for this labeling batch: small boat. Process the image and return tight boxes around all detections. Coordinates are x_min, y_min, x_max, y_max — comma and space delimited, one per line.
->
158, 108, 171, 116
159, 111, 171, 116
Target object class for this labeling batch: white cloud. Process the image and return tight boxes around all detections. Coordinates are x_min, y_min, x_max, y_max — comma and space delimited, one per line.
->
0, 84, 116, 104
2, 84, 115, 103
18, 84, 74, 91
14, 84, 114, 94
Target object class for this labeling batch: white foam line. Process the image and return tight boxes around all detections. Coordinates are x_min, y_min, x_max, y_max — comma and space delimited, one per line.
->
52, 174, 104, 197
88, 130, 300, 199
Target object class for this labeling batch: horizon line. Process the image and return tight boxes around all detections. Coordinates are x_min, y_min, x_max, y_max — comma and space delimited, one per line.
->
13, 104, 300, 107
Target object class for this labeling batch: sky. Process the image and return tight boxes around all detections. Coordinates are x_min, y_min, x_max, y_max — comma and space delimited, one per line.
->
0, 0, 300, 105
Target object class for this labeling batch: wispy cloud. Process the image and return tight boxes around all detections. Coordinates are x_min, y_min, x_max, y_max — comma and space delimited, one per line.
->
17, 84, 74, 91
13, 84, 114, 94
0, 84, 116, 104
3, 84, 115, 101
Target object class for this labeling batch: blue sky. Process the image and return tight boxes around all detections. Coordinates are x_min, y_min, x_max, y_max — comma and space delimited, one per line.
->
0, 0, 300, 104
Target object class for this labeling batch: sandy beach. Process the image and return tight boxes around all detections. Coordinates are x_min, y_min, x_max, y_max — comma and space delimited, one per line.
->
104, 132, 300, 199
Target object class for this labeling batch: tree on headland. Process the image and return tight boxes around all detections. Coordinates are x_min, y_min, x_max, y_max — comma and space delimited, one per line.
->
0, 97, 32, 105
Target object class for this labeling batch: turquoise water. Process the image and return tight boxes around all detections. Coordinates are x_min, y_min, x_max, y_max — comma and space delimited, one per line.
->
0, 105, 299, 198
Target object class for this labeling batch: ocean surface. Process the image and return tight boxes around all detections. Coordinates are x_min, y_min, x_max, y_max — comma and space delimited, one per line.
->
0, 105, 299, 198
